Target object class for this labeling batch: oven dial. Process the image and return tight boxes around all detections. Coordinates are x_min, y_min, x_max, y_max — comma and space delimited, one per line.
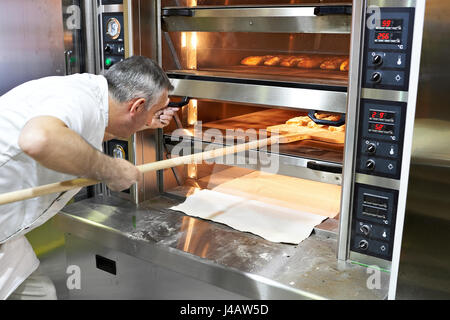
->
360, 225, 371, 236
372, 55, 383, 66
359, 240, 369, 251
104, 45, 112, 54
366, 159, 376, 171
370, 72, 382, 84
366, 143, 377, 154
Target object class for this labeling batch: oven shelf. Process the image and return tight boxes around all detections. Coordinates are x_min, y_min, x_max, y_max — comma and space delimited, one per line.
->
162, 4, 352, 34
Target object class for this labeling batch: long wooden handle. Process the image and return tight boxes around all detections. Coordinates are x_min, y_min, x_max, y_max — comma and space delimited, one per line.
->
0, 135, 284, 206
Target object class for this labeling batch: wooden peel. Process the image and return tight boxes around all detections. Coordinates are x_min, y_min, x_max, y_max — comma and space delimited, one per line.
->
0, 132, 304, 206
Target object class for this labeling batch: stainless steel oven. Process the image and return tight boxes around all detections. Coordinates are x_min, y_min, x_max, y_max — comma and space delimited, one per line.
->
55, 0, 450, 300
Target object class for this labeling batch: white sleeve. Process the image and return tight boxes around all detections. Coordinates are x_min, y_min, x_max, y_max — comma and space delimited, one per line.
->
28, 96, 101, 142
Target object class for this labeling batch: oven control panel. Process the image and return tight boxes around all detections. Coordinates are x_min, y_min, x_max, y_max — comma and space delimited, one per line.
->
362, 8, 415, 92
101, 0, 125, 70
350, 6, 416, 263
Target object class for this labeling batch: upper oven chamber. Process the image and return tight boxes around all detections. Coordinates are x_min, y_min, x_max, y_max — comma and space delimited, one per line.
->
161, 3, 353, 112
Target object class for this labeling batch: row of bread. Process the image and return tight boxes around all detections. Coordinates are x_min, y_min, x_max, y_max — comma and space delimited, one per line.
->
241, 55, 349, 71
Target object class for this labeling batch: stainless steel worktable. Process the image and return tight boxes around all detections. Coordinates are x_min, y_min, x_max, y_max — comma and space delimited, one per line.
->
55, 195, 389, 300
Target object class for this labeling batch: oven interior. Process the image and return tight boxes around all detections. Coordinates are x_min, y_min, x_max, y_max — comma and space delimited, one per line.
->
159, 0, 352, 229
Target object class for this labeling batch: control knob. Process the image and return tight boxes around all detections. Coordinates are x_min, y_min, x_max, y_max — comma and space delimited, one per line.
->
104, 45, 112, 54
366, 159, 376, 171
359, 240, 369, 251
360, 225, 371, 236
370, 72, 383, 84
366, 143, 377, 154
372, 55, 383, 66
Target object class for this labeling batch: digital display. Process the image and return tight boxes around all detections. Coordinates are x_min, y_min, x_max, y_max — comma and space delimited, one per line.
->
368, 122, 395, 136
377, 19, 403, 30
363, 194, 389, 209
374, 32, 402, 44
369, 110, 396, 123
362, 205, 387, 220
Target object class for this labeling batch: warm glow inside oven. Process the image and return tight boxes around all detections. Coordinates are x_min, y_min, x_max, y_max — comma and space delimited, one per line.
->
160, 0, 353, 239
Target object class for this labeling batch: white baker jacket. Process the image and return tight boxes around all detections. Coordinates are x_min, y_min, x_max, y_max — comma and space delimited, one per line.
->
0, 73, 109, 299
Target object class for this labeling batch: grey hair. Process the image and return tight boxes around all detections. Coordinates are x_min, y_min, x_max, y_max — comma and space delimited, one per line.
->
104, 56, 174, 109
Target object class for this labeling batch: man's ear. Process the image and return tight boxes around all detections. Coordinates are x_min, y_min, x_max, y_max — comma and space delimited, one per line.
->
129, 98, 147, 116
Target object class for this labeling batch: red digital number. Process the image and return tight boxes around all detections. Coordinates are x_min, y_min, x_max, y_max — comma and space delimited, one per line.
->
377, 32, 391, 40
375, 124, 385, 131
371, 112, 377, 118
379, 112, 385, 119
382, 20, 392, 27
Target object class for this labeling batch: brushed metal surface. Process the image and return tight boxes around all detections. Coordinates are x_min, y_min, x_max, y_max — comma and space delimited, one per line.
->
162, 6, 351, 34
56, 196, 389, 300
338, 0, 365, 262
170, 78, 348, 112
0, 0, 65, 95
396, 0, 450, 299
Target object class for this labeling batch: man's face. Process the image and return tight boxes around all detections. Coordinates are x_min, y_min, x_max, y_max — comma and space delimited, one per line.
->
146, 89, 170, 126
128, 90, 170, 136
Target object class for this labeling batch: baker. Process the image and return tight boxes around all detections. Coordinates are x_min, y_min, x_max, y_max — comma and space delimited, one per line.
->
0, 56, 177, 299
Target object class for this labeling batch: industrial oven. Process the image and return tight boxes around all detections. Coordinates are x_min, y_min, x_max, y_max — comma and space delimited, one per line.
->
53, 0, 450, 300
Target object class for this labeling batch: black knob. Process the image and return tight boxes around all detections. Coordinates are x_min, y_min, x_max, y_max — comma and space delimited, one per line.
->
372, 55, 383, 66
371, 72, 382, 83
104, 45, 112, 54
359, 240, 369, 251
366, 159, 376, 171
366, 143, 377, 154
360, 225, 371, 236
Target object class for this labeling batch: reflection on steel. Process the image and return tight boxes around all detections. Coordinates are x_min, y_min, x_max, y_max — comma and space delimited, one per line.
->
57, 196, 389, 300
162, 6, 352, 34
170, 78, 348, 112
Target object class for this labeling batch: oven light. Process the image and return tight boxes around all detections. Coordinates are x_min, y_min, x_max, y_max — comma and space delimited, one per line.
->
190, 32, 197, 48
187, 32, 197, 70
181, 32, 187, 48
188, 99, 198, 126
188, 163, 197, 179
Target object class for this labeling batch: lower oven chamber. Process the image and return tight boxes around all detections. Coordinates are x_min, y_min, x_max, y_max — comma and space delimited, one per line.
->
161, 101, 344, 222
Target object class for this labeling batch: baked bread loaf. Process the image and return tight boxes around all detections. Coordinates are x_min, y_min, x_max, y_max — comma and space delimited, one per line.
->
297, 55, 327, 69
340, 59, 350, 72
320, 57, 347, 71
280, 56, 306, 67
241, 55, 274, 66
264, 56, 283, 66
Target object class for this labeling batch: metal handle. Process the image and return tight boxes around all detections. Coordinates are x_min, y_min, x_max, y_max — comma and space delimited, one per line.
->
162, 8, 194, 17
314, 6, 352, 16
308, 110, 346, 127
168, 97, 191, 108
307, 161, 342, 174
64, 50, 73, 75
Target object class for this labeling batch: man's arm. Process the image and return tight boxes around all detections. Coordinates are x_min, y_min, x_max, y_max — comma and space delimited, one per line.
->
18, 116, 139, 191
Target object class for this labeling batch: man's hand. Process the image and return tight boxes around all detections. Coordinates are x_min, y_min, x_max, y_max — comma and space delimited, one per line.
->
103, 158, 140, 192
148, 107, 179, 129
